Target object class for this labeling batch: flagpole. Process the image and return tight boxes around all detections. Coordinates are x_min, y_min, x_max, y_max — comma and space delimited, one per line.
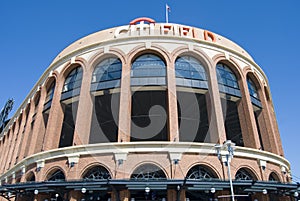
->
166, 4, 169, 23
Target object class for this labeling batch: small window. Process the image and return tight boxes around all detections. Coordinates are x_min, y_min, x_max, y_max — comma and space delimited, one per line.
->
47, 169, 65, 181
186, 165, 217, 180
235, 168, 255, 180
269, 172, 280, 182
83, 166, 111, 180
131, 164, 166, 180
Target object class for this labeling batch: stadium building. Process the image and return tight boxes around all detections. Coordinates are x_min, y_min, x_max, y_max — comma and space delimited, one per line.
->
0, 17, 299, 201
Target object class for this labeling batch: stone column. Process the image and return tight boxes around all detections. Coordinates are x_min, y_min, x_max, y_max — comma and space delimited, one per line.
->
73, 66, 93, 145
42, 77, 64, 150
207, 62, 227, 144
118, 61, 131, 142
18, 101, 34, 160
237, 75, 260, 149
11, 111, 27, 165
166, 60, 179, 142
28, 89, 47, 156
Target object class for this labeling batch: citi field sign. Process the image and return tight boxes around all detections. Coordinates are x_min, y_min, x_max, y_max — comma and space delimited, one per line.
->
114, 17, 217, 42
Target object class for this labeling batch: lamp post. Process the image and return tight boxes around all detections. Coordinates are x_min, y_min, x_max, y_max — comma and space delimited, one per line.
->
215, 140, 235, 201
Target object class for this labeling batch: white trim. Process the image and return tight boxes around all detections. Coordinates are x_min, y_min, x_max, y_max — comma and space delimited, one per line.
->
0, 142, 290, 181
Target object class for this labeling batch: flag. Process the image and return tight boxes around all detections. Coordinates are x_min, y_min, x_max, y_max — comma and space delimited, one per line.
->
166, 4, 171, 12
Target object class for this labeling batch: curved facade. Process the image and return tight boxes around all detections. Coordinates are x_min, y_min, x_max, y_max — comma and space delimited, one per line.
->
0, 18, 297, 201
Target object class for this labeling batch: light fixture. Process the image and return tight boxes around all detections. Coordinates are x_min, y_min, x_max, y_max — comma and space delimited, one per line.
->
81, 188, 87, 194
177, 185, 180, 191
215, 140, 235, 201
145, 186, 150, 193
36, 166, 41, 172
211, 187, 216, 193
70, 162, 75, 168
118, 159, 123, 166
55, 193, 59, 198
262, 189, 267, 195
294, 191, 299, 197
34, 189, 39, 195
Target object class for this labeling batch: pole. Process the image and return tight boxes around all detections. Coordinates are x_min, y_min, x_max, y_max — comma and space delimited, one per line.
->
166, 4, 169, 23
227, 154, 235, 201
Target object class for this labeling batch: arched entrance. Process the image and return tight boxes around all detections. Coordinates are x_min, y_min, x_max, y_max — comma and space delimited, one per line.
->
185, 165, 219, 201
129, 163, 167, 201
81, 165, 113, 200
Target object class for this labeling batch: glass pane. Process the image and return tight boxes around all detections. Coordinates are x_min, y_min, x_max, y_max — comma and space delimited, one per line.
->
131, 54, 166, 77
91, 58, 122, 90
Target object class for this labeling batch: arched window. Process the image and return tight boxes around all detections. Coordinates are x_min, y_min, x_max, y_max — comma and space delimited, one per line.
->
26, 172, 36, 182
217, 63, 243, 146
83, 166, 111, 180
131, 164, 167, 180
47, 169, 65, 181
91, 58, 122, 91
130, 54, 168, 142
43, 81, 56, 131
186, 165, 217, 180
59, 66, 82, 148
44, 81, 56, 111
131, 54, 166, 86
247, 76, 264, 150
89, 58, 121, 144
216, 63, 241, 97
175, 56, 208, 88
61, 66, 83, 100
235, 168, 255, 181
269, 172, 280, 182
247, 77, 261, 107
175, 56, 210, 142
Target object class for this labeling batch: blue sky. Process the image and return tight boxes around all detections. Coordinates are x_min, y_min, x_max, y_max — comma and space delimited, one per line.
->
0, 1, 299, 181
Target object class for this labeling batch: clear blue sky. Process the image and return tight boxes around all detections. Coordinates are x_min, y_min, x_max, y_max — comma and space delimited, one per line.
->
1, 1, 299, 182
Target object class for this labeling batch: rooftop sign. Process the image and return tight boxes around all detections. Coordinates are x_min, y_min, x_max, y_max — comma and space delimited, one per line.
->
114, 17, 217, 43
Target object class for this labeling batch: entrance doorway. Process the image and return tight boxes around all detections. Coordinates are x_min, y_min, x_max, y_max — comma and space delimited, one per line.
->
130, 190, 167, 201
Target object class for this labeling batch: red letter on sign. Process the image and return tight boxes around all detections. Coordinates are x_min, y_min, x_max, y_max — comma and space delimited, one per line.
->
130, 17, 156, 25
204, 30, 216, 42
